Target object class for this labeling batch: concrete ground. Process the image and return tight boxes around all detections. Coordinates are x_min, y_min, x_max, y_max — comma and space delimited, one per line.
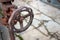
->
13, 0, 60, 40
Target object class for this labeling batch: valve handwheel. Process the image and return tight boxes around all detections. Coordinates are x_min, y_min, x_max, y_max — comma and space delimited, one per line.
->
8, 6, 34, 33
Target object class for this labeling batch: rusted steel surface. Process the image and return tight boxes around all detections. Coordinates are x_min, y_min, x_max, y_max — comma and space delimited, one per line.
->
0, 0, 34, 40
0, 1, 16, 40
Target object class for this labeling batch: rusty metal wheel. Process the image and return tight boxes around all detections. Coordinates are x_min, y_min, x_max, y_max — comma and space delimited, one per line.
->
8, 6, 34, 33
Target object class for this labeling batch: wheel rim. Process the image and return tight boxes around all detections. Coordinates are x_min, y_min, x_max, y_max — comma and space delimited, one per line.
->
8, 6, 34, 33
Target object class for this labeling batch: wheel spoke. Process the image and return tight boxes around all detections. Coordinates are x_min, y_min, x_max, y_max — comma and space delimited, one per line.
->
23, 14, 30, 19
19, 20, 23, 29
